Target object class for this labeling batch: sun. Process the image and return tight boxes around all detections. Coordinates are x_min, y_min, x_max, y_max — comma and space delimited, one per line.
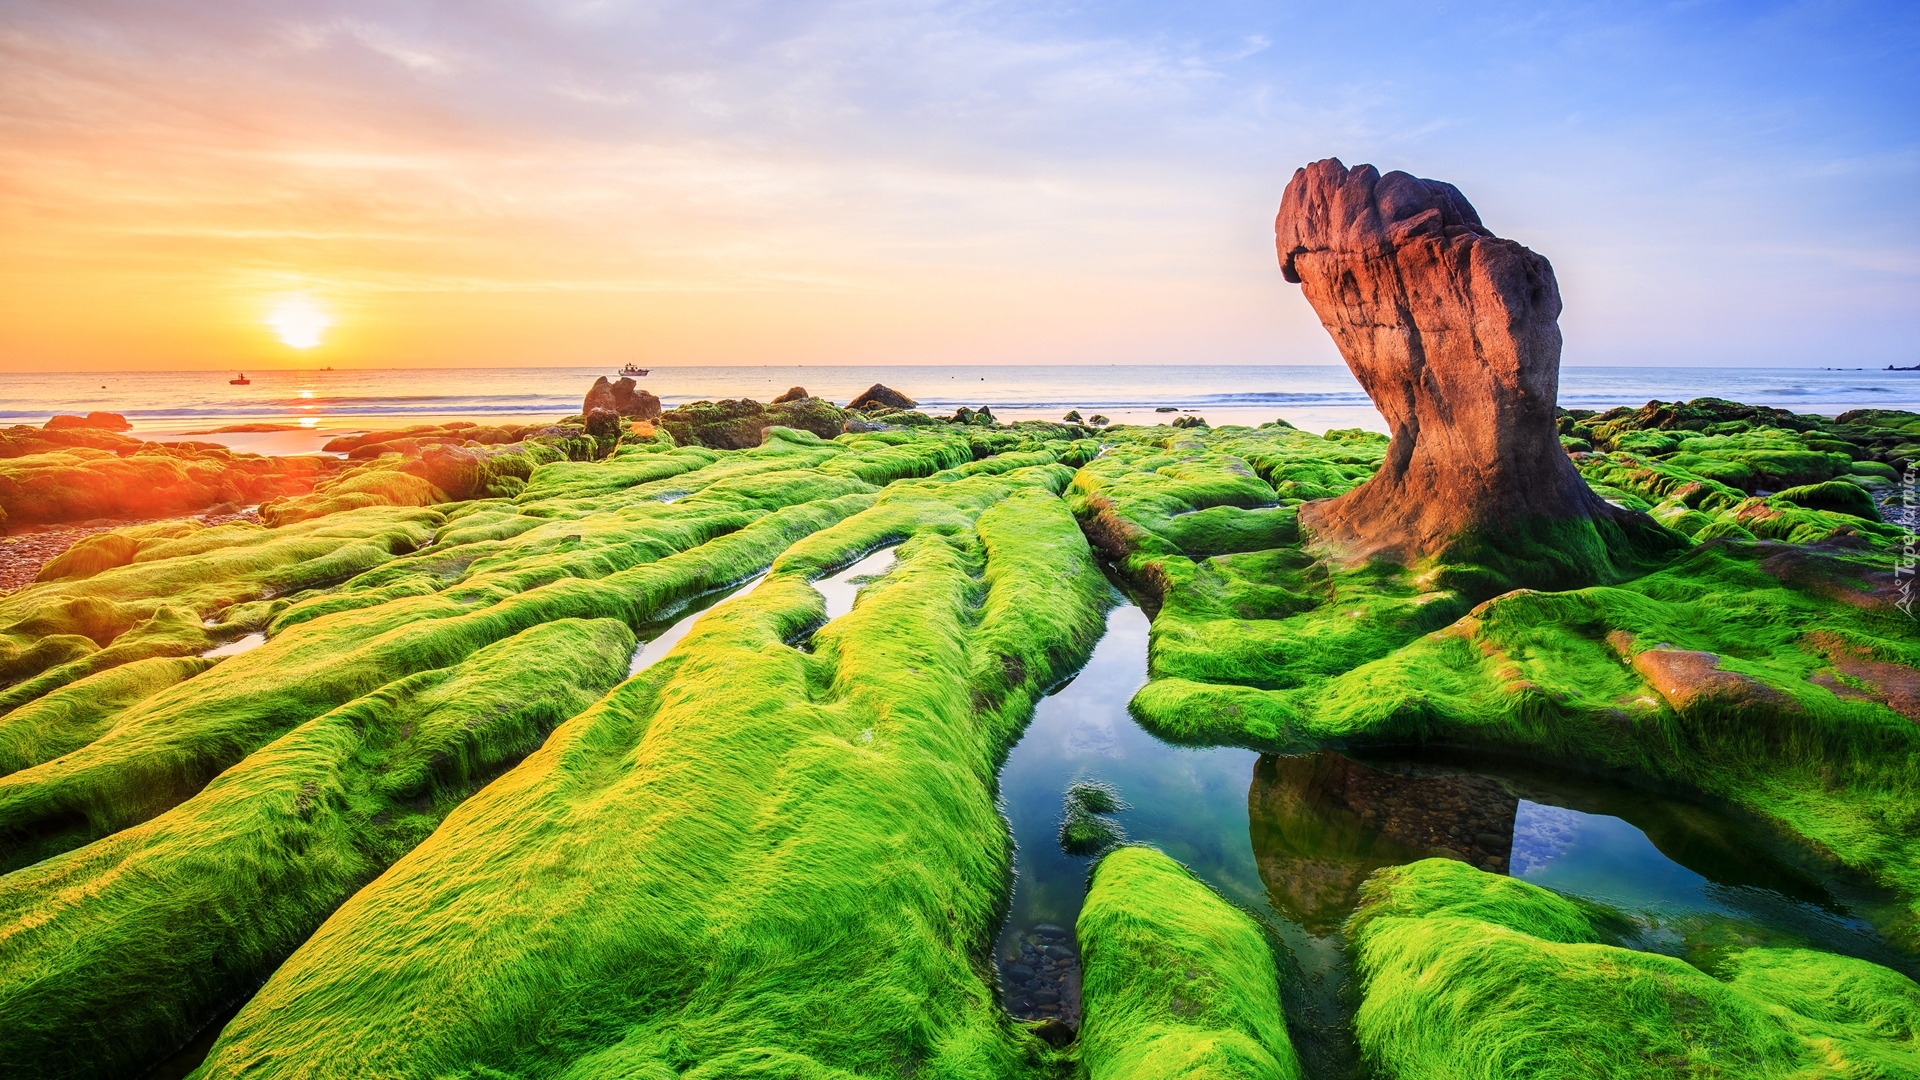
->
266, 297, 332, 349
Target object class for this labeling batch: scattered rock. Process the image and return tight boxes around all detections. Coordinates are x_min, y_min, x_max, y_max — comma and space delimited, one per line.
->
771, 386, 810, 404
583, 377, 661, 421
44, 412, 131, 432
584, 408, 622, 440
658, 397, 849, 448
848, 384, 915, 411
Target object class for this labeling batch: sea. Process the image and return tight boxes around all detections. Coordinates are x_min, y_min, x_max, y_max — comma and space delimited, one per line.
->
2, 365, 1915, 456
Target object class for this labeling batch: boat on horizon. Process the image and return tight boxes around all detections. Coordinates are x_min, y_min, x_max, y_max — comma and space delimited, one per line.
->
618, 364, 649, 377
229, 373, 251, 385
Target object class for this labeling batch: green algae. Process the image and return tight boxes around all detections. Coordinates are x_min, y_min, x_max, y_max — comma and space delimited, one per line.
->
0, 508, 442, 712
1058, 781, 1128, 857
1348, 858, 1920, 1079
0, 618, 634, 1080
1076, 846, 1302, 1080
0, 435, 338, 530
0, 655, 211, 776
0, 397, 1910, 1076
1079, 419, 1920, 948
188, 466, 1109, 1079
0, 429, 997, 871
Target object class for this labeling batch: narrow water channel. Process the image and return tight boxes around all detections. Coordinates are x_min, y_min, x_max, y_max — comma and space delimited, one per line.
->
993, 601, 1916, 1076
200, 632, 265, 659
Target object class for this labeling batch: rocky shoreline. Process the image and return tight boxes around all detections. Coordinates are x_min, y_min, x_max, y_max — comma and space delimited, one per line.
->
0, 162, 1913, 1080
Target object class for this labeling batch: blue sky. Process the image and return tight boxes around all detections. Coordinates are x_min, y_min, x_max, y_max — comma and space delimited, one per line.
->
1, 0, 1914, 368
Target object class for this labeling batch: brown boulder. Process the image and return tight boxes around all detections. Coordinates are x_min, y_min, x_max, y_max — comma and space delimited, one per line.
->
44, 412, 132, 432
848, 384, 915, 411
771, 386, 810, 404
610, 378, 661, 420
583, 376, 660, 421
584, 408, 622, 440
1275, 158, 1680, 588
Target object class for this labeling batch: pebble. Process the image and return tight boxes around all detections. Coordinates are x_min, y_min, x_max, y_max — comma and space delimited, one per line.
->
1001, 924, 1084, 1025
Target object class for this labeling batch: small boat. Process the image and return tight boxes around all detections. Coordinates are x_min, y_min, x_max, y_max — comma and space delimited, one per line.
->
618, 364, 649, 377
229, 373, 251, 385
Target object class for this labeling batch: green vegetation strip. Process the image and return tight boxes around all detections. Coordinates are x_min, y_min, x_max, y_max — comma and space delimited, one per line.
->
1077, 846, 1302, 1080
1080, 421, 1920, 947
1349, 858, 1920, 1079
191, 465, 1109, 1078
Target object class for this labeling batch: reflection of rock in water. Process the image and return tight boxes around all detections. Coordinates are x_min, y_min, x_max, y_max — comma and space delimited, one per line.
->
1248, 752, 1519, 933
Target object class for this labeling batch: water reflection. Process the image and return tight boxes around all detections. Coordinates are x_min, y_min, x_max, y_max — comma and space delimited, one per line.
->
627, 575, 765, 675
993, 597, 1917, 1064
200, 632, 265, 658
1247, 753, 1517, 935
812, 545, 898, 623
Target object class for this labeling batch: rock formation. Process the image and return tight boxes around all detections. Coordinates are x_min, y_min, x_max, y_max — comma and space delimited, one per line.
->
44, 412, 131, 432
1275, 158, 1681, 587
771, 386, 810, 404
848, 384, 915, 411
582, 377, 660, 421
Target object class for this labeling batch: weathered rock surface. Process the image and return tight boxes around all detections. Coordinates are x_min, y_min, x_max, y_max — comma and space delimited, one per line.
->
848, 384, 915, 411
44, 413, 131, 432
1629, 645, 1799, 716
1275, 158, 1681, 586
771, 386, 810, 404
582, 377, 661, 421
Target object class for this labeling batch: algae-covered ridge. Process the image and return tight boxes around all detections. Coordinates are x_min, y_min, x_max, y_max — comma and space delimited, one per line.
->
0, 402, 1914, 1078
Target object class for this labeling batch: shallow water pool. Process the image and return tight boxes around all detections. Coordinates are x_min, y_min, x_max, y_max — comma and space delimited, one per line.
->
993, 601, 1916, 1072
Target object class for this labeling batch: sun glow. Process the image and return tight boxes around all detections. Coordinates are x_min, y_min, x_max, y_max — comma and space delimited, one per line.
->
266, 298, 332, 349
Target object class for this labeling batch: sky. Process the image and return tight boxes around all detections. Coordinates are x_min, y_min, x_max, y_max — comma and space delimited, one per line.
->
1, 0, 1915, 371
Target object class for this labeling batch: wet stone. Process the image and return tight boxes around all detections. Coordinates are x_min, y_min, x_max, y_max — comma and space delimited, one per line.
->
1001, 926, 1083, 1025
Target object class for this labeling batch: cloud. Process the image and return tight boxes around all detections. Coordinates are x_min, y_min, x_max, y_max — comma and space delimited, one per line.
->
0, 0, 1915, 369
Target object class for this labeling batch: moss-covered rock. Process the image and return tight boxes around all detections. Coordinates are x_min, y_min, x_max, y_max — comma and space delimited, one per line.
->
1076, 846, 1302, 1080
658, 397, 851, 448
0, 618, 635, 1080
189, 465, 1109, 1079
1348, 858, 1920, 1079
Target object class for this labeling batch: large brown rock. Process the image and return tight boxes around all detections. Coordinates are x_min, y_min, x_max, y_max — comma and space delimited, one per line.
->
582, 377, 661, 421
1275, 158, 1680, 587
44, 412, 131, 432
848, 384, 915, 411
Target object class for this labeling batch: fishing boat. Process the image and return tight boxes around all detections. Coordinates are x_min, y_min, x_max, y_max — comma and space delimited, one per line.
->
229, 373, 251, 385
618, 364, 649, 377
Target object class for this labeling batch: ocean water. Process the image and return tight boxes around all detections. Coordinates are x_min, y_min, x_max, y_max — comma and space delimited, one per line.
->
2, 364, 1915, 454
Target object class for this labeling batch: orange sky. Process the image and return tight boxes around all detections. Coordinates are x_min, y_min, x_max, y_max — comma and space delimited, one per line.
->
3, 3, 1913, 372
0, 7, 1320, 372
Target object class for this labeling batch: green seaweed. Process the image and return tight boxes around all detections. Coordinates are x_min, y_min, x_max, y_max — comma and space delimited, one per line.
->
1348, 858, 1920, 1079
0, 618, 634, 1080
187, 466, 1109, 1079
0, 429, 999, 869
1076, 845, 1302, 1080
